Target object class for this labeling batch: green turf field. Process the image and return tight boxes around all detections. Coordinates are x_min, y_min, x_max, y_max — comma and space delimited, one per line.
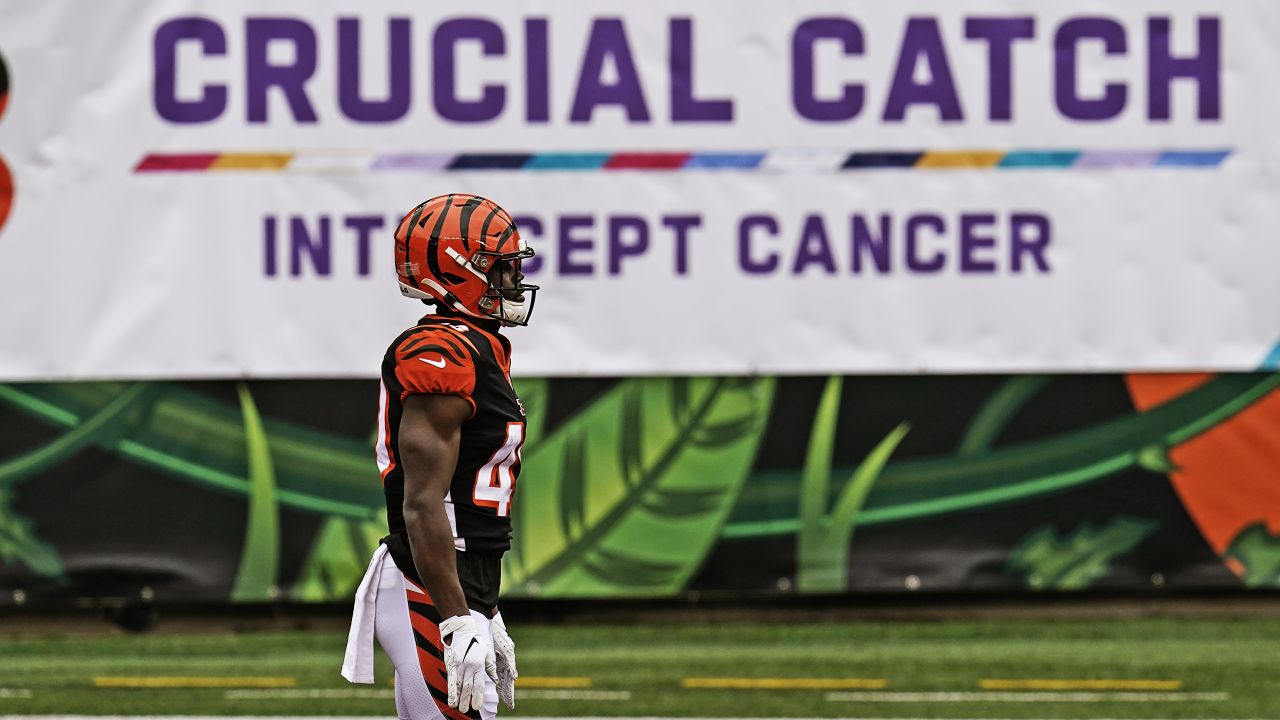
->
0, 616, 1276, 718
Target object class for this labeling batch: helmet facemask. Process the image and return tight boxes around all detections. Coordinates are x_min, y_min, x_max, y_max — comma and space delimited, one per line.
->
473, 247, 539, 326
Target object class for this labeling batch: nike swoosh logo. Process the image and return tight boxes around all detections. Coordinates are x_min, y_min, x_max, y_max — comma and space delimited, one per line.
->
420, 356, 446, 368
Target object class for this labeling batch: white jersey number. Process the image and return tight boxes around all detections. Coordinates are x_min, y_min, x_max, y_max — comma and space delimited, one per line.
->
473, 422, 524, 517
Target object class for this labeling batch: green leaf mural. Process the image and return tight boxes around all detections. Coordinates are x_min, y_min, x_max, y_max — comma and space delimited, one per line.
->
726, 372, 1280, 537
292, 516, 388, 602
0, 383, 384, 519
0, 383, 154, 488
868, 374, 1280, 523
1, 372, 1278, 601
0, 489, 63, 579
1008, 516, 1158, 590
798, 376, 908, 593
230, 384, 280, 602
512, 377, 548, 447
0, 382, 156, 582
1225, 523, 1280, 588
956, 375, 1050, 456
503, 377, 774, 597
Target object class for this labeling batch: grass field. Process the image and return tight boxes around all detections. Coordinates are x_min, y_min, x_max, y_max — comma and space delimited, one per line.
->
0, 616, 1276, 718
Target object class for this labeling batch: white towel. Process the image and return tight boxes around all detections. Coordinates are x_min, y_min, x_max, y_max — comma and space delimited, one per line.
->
341, 543, 390, 683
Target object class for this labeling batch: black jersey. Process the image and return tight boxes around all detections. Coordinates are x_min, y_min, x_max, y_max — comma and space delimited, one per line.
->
375, 313, 525, 596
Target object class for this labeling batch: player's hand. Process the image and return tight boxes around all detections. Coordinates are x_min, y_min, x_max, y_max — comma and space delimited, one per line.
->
490, 612, 518, 709
439, 615, 496, 713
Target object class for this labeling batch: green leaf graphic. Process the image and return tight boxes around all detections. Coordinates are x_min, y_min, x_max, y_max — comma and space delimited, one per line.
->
292, 516, 388, 602
799, 377, 841, 549
1136, 444, 1179, 473
0, 384, 153, 488
1008, 516, 1157, 590
0, 489, 63, 578
230, 384, 280, 602
956, 375, 1050, 456
725, 373, 1280, 538
512, 377, 547, 447
0, 383, 384, 519
1225, 523, 1280, 587
504, 377, 774, 597
799, 377, 910, 592
0, 384, 157, 581
867, 374, 1280, 523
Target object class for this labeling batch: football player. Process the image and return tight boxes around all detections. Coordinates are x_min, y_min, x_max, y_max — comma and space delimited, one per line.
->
343, 194, 536, 719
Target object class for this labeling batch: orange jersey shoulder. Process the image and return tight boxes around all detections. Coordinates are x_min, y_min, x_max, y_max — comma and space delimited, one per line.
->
393, 325, 480, 412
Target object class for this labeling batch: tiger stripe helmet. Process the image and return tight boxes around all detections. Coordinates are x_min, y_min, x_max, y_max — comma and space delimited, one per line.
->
394, 193, 538, 325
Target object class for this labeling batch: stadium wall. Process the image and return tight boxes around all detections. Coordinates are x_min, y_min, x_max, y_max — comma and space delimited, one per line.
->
1, 374, 1277, 604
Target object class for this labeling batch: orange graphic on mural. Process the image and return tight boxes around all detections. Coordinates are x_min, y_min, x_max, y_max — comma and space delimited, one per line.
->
1126, 373, 1280, 578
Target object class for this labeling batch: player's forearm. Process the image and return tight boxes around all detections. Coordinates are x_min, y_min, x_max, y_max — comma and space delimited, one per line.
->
403, 498, 471, 619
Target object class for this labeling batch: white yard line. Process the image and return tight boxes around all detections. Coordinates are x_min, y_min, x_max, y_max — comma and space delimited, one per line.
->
0, 690, 32, 699
826, 691, 1231, 703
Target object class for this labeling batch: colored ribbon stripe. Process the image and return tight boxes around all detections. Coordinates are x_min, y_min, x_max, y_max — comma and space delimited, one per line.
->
133, 149, 1233, 172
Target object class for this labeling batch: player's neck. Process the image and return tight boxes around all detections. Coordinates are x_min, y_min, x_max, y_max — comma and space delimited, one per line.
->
427, 304, 503, 335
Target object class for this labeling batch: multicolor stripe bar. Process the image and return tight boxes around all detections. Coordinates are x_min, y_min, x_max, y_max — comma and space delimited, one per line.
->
135, 149, 1233, 173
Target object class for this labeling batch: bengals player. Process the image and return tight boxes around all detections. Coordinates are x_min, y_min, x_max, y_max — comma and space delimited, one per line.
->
342, 194, 536, 719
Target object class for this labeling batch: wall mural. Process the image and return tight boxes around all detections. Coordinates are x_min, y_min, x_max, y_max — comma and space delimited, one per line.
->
1, 372, 1277, 604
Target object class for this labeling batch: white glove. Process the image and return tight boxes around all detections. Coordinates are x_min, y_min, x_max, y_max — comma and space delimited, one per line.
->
439, 615, 497, 714
490, 612, 518, 709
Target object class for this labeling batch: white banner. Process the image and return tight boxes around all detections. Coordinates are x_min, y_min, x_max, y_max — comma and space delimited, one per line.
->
0, 0, 1278, 378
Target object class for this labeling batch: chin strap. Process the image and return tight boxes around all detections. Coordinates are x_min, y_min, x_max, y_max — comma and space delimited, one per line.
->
497, 298, 529, 325
400, 281, 492, 322
401, 272, 533, 326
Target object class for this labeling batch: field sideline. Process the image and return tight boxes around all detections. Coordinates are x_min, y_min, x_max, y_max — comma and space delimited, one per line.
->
0, 617, 1277, 718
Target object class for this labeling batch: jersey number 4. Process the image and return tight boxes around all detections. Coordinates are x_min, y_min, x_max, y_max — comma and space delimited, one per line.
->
474, 422, 524, 517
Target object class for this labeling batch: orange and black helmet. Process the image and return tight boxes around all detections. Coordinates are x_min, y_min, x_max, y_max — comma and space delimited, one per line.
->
394, 194, 538, 325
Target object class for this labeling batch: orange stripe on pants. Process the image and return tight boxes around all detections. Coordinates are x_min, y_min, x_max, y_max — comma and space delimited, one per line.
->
406, 588, 476, 720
